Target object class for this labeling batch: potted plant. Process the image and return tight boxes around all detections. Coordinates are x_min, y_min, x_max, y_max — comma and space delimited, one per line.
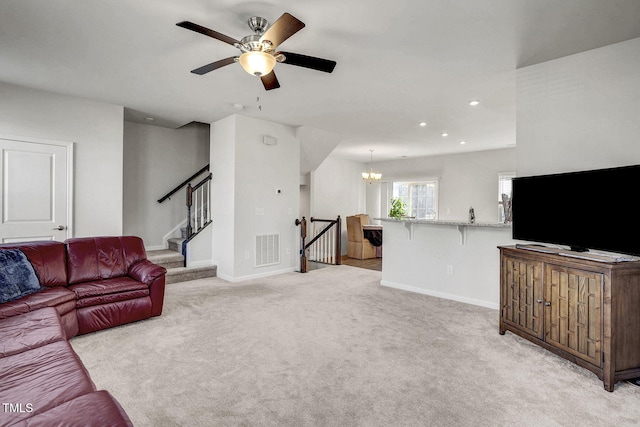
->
389, 198, 406, 219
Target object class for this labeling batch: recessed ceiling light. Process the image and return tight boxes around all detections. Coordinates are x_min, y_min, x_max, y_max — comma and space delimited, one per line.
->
419, 122, 427, 127
468, 100, 480, 106
460, 141, 467, 145
441, 132, 449, 137
144, 117, 154, 122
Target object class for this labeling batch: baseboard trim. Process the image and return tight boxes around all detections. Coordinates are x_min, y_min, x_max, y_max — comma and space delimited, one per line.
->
187, 260, 215, 268
380, 280, 499, 310
218, 267, 297, 283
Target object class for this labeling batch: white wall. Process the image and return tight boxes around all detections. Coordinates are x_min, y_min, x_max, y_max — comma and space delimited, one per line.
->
381, 221, 515, 309
517, 37, 640, 176
211, 114, 300, 280
0, 82, 124, 237
372, 148, 516, 223
297, 125, 342, 175
210, 116, 236, 278
123, 121, 210, 248
299, 181, 311, 220
310, 153, 366, 254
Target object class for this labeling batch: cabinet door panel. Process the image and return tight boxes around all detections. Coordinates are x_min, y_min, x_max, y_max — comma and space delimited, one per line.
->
545, 265, 602, 366
502, 256, 544, 339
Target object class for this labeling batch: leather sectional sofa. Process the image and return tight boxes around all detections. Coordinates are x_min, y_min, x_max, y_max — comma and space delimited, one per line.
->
0, 236, 167, 426
1, 308, 134, 426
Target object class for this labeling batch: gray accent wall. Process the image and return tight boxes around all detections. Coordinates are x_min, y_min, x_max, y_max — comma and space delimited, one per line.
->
123, 121, 210, 248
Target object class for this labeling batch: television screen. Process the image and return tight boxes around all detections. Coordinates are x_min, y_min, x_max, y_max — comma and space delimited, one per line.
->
512, 165, 640, 256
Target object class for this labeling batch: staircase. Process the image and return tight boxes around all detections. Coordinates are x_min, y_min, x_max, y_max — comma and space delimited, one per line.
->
147, 238, 217, 284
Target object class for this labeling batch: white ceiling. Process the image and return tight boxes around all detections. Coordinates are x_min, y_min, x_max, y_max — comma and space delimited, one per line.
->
1, 0, 640, 162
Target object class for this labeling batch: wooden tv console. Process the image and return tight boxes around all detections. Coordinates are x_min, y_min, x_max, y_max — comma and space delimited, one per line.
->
499, 245, 640, 391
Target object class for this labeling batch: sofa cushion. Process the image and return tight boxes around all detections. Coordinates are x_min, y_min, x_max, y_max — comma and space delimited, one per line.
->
22, 286, 76, 311
76, 289, 149, 309
120, 235, 147, 270
0, 298, 29, 319
0, 241, 68, 287
10, 390, 134, 427
0, 340, 96, 425
76, 297, 152, 335
0, 307, 65, 358
0, 249, 41, 303
69, 277, 149, 300
66, 237, 127, 285
66, 236, 148, 285
0, 287, 76, 320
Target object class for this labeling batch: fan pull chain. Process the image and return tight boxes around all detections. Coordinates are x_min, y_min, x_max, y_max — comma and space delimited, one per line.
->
257, 86, 264, 112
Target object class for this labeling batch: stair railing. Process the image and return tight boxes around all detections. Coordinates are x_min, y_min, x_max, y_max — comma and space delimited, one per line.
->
157, 165, 213, 266
186, 173, 212, 239
157, 165, 209, 204
295, 216, 341, 273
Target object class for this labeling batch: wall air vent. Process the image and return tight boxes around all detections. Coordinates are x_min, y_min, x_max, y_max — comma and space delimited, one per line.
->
255, 233, 280, 267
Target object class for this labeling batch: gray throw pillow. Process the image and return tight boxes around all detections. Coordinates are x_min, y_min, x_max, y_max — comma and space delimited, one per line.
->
0, 249, 42, 303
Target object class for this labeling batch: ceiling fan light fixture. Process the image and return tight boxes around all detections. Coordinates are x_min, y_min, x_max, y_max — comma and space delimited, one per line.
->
239, 51, 276, 77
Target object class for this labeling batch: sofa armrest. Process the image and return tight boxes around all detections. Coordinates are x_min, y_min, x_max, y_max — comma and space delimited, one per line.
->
128, 260, 166, 286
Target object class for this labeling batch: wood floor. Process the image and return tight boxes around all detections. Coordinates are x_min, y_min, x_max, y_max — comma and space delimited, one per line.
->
341, 256, 382, 271
307, 256, 382, 272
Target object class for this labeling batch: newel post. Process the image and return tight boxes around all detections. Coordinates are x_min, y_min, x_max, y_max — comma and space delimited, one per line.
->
295, 217, 307, 273
335, 215, 342, 265
186, 183, 193, 238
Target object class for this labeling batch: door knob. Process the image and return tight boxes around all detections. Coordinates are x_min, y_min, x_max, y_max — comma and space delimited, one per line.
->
544, 301, 551, 306
53, 225, 66, 231
536, 299, 543, 304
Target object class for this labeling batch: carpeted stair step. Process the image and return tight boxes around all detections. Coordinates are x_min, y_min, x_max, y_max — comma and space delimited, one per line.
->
167, 237, 185, 253
165, 265, 217, 284
147, 248, 217, 284
146, 249, 184, 270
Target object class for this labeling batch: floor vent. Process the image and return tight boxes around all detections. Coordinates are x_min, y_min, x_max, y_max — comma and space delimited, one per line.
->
255, 233, 280, 267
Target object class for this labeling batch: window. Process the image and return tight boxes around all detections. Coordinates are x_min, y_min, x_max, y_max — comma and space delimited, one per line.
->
498, 172, 515, 222
392, 180, 438, 219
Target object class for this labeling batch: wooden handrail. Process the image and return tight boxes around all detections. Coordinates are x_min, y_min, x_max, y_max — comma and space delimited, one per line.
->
191, 173, 212, 192
305, 221, 336, 248
310, 217, 336, 223
295, 215, 341, 273
157, 164, 210, 203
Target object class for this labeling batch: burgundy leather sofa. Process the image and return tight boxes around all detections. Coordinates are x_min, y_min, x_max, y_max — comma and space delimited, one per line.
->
0, 308, 133, 426
0, 236, 166, 337
0, 236, 166, 426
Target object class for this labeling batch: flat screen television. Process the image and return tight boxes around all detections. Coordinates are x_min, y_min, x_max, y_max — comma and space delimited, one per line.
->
511, 164, 640, 257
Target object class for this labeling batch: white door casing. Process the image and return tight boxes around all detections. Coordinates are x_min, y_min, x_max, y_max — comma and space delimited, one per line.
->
0, 135, 73, 243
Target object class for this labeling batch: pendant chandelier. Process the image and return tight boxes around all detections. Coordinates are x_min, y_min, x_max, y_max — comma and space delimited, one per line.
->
362, 149, 382, 183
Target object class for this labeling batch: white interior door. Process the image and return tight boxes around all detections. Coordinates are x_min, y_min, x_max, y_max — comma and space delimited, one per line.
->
0, 136, 72, 243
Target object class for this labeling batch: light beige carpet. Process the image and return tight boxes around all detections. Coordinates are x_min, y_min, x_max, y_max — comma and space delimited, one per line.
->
71, 265, 640, 426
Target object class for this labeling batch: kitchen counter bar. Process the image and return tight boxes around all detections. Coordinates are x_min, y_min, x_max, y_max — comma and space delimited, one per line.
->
375, 218, 516, 309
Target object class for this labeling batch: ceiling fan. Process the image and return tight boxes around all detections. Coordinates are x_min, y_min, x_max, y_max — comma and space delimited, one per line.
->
176, 13, 337, 90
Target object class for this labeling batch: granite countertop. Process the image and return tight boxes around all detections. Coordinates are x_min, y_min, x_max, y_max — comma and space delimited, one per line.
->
375, 218, 512, 228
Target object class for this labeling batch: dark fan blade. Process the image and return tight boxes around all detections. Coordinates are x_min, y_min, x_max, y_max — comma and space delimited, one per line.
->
261, 71, 281, 91
176, 21, 241, 46
259, 13, 305, 48
191, 57, 237, 75
280, 52, 336, 73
